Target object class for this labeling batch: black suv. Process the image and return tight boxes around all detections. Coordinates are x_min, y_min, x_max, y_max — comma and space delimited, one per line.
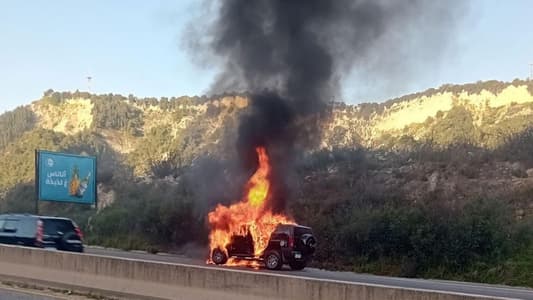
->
0, 214, 84, 252
211, 224, 316, 270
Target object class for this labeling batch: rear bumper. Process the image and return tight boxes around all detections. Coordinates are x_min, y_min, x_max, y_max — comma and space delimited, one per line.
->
40, 241, 84, 252
62, 241, 84, 252
281, 249, 311, 263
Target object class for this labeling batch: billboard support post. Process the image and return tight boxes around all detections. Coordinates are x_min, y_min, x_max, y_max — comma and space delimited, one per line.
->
34, 149, 39, 215
94, 159, 98, 210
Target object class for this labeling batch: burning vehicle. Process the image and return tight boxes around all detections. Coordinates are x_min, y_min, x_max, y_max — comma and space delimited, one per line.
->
207, 147, 316, 270
211, 223, 316, 270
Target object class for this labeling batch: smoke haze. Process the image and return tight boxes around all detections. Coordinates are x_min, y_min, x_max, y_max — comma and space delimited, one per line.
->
186, 0, 468, 211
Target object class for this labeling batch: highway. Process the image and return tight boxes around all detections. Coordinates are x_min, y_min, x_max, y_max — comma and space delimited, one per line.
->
0, 285, 89, 300
85, 246, 533, 300
0, 288, 57, 300
0, 287, 57, 300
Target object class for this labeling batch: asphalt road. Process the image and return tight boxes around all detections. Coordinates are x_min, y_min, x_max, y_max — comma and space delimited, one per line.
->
0, 283, 115, 300
85, 247, 533, 300
0, 287, 64, 300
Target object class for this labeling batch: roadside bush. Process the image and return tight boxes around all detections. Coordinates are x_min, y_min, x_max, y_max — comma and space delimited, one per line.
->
0, 183, 35, 213
298, 195, 527, 279
86, 181, 207, 252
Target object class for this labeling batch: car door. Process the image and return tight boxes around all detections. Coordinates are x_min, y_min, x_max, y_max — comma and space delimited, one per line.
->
17, 217, 37, 246
41, 218, 61, 248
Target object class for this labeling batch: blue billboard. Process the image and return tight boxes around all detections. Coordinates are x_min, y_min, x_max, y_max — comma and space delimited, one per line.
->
36, 150, 96, 204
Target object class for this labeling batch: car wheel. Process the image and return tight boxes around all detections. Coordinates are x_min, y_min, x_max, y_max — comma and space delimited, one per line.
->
265, 250, 282, 270
212, 248, 228, 265
289, 261, 307, 270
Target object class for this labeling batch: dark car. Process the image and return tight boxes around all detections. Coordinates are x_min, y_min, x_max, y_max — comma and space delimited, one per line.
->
0, 214, 84, 252
211, 224, 316, 270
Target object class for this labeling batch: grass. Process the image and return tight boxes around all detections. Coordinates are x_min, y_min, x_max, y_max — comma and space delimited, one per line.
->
459, 245, 533, 288
85, 234, 160, 254
309, 245, 533, 289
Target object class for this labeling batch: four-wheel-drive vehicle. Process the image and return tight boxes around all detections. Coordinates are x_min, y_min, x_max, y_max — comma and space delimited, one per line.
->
0, 214, 84, 252
211, 224, 316, 270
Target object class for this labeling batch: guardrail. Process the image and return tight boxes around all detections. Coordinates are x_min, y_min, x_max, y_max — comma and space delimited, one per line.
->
0, 245, 506, 300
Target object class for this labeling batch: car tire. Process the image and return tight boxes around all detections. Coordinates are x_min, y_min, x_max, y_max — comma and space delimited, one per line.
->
264, 250, 282, 270
301, 234, 316, 247
212, 248, 228, 265
301, 234, 316, 254
289, 261, 307, 270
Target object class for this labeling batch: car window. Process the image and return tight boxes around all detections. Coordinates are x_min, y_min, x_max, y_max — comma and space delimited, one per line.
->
0, 219, 5, 230
271, 232, 289, 240
17, 218, 37, 237
3, 220, 19, 232
42, 219, 75, 235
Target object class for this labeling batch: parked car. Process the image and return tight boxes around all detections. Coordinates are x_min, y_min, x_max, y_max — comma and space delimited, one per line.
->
211, 224, 316, 270
0, 214, 84, 252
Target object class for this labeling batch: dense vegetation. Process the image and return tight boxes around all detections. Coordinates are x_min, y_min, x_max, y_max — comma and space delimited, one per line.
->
0, 129, 114, 190
291, 147, 533, 286
0, 106, 35, 149
374, 101, 533, 151
87, 180, 205, 251
42, 89, 208, 108
92, 95, 144, 135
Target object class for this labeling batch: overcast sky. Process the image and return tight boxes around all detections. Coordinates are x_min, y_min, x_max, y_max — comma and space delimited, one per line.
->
0, 0, 532, 113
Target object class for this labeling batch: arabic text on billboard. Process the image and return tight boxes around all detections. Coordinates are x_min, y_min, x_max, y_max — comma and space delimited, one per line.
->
38, 151, 96, 204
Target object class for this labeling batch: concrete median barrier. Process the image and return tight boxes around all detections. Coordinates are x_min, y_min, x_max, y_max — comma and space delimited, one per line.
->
0, 245, 506, 300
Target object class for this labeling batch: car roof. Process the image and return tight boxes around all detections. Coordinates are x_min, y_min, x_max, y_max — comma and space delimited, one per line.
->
276, 223, 312, 230
0, 214, 72, 221
40, 216, 73, 221
0, 213, 37, 219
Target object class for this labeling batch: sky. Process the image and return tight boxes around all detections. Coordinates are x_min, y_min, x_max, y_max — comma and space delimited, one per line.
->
0, 0, 532, 113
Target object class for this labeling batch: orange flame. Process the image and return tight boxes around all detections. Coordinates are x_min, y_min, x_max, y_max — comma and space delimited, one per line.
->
207, 147, 293, 265
247, 147, 270, 207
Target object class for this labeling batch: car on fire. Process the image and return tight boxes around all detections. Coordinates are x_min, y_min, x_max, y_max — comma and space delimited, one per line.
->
211, 224, 316, 270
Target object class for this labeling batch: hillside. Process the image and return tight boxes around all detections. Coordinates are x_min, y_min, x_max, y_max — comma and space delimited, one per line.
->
1, 80, 533, 286
3, 79, 531, 175
1, 79, 532, 216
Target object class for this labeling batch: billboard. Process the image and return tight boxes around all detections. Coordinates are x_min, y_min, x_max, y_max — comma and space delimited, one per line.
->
36, 150, 96, 205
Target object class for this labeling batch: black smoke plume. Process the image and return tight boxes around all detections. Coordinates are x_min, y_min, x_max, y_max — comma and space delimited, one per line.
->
187, 0, 468, 212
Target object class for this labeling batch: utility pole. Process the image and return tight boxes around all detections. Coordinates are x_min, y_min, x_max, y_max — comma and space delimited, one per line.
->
86, 76, 92, 92
529, 64, 533, 81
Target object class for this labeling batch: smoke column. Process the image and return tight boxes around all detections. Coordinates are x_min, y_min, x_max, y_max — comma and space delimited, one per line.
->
187, 0, 468, 212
